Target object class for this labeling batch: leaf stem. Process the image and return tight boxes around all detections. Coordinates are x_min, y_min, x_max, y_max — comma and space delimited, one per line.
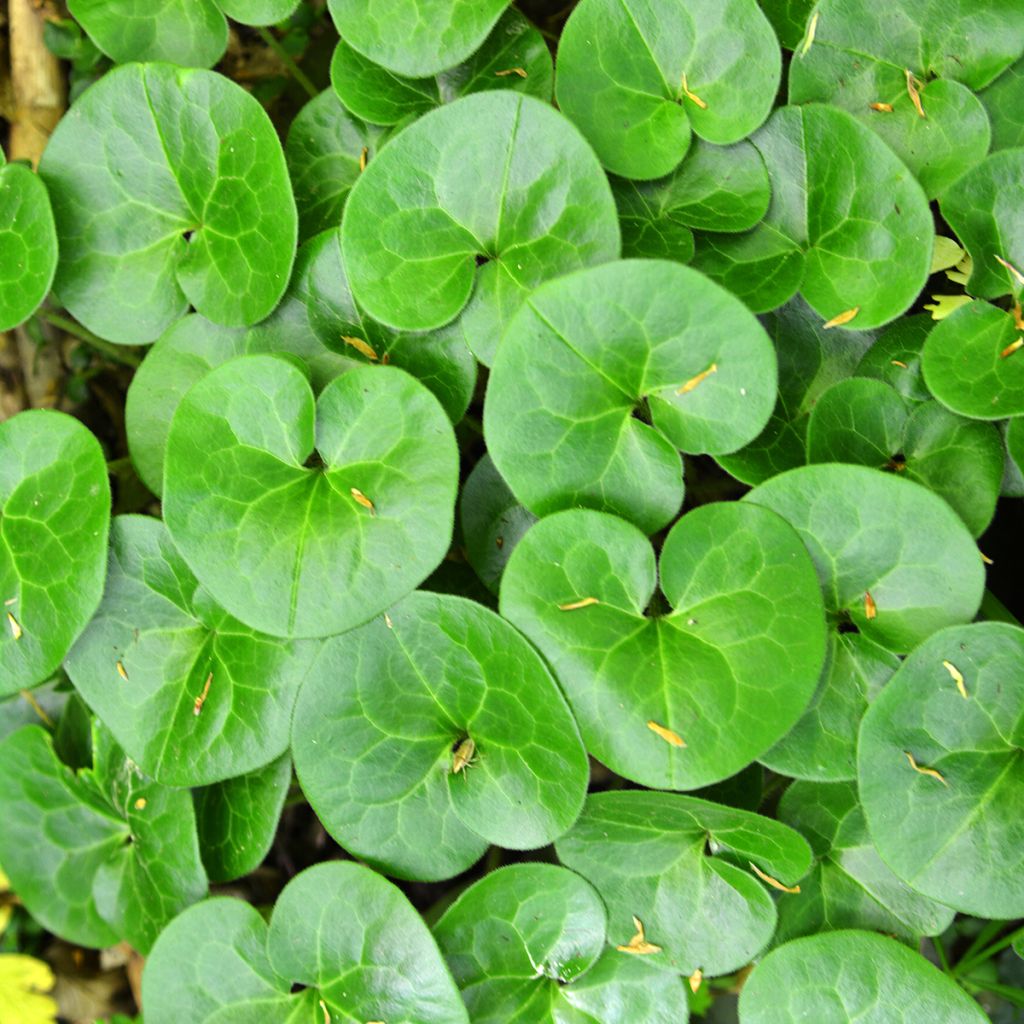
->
955, 922, 1024, 977
256, 27, 318, 99
38, 311, 142, 367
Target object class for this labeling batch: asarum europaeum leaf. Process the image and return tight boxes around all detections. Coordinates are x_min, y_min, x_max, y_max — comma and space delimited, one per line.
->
556, 791, 811, 978
745, 464, 986, 781
433, 863, 690, 1023
0, 157, 58, 332
484, 260, 777, 534
758, 0, 816, 51
555, 0, 781, 180
692, 104, 933, 327
775, 780, 955, 944
922, 300, 1024, 419
330, 9, 552, 127
500, 503, 826, 790
739, 930, 990, 1023
327, 0, 510, 78
39, 63, 297, 345
163, 354, 459, 639
142, 861, 468, 1024
64, 516, 316, 787
340, 91, 620, 365
980, 56, 1024, 151
859, 622, 1024, 919
0, 722, 206, 953
0, 410, 110, 696
292, 591, 589, 881
855, 315, 933, 403
215, 0, 300, 25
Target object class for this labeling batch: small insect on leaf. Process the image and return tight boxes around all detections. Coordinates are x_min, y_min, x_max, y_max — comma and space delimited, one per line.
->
6, 612, 22, 641
359, 147, 368, 173
680, 74, 708, 109
647, 719, 686, 748
799, 10, 818, 57
822, 306, 860, 329
134, 797, 147, 810
749, 862, 801, 894
676, 362, 717, 395
495, 67, 528, 78
193, 672, 213, 716
116, 660, 129, 681
904, 750, 948, 786
890, 359, 909, 369
616, 916, 662, 955
942, 659, 968, 699
869, 102, 894, 112
995, 254, 1024, 289
864, 591, 877, 620
558, 596, 600, 611
451, 737, 476, 775
905, 69, 926, 118
688, 968, 703, 993
1001, 337, 1023, 359
350, 488, 376, 515
341, 335, 378, 361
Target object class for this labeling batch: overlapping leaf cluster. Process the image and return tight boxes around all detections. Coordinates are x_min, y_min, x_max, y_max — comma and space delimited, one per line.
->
1, 0, 1023, 1020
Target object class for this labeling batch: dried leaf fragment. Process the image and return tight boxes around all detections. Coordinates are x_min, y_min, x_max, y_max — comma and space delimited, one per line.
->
822, 306, 860, 329
904, 750, 948, 786
799, 10, 819, 57
134, 798, 147, 810
995, 254, 1024, 288
558, 596, 599, 611
495, 67, 528, 78
350, 487, 376, 515
384, 612, 393, 629
19, 689, 54, 727
359, 147, 368, 173
319, 998, 331, 1024
4, 597, 16, 606
1014, 300, 1024, 331
193, 673, 213, 716
451, 737, 476, 775
749, 862, 800, 894
680, 74, 708, 109
869, 102, 894, 112
980, 550, 994, 565
677, 362, 717, 394
341, 335, 378, 361
688, 968, 703, 993
116, 660, 129, 681
890, 359, 909, 369
616, 916, 662, 955
647, 719, 686, 747
942, 659, 968, 699
864, 591, 877, 620
905, 69, 925, 118
1001, 337, 1023, 359
6, 612, 22, 641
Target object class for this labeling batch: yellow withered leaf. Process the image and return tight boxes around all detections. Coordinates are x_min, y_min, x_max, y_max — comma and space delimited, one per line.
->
359, 147, 368, 173
341, 335, 379, 361
350, 488, 376, 514
905, 69, 925, 117
890, 359, 909, 369
942, 660, 968, 699
869, 102, 893, 112
864, 591, 877, 620
904, 750, 948, 786
822, 306, 860, 329
495, 67, 528, 78
116, 660, 129, 681
995, 254, 1024, 288
6, 612, 22, 641
558, 596, 599, 611
0, 954, 58, 1023
1001, 337, 1023, 359
647, 720, 686, 748
749, 862, 800, 894
677, 363, 717, 394
680, 74, 708, 109
688, 968, 703, 993
616, 916, 662, 955
193, 672, 213, 716
799, 10, 818, 57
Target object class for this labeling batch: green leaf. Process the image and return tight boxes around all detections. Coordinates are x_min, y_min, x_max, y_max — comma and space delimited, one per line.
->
142, 861, 468, 1023
979, 56, 1024, 151
327, 0, 510, 77
459, 454, 537, 596
66, 0, 228, 67
194, 753, 291, 883
39, 63, 297, 344
806, 378, 1004, 536
65, 516, 315, 786
855, 315, 933, 403
284, 90, 388, 243
941, 150, 1024, 300
775, 780, 955, 942
485, 260, 777, 534
499, 503, 826, 790
215, 0, 301, 25
555, 0, 781, 180
340, 91, 620, 365
0, 162, 58, 332
0, 410, 110, 696
1007, 416, 1024, 484
758, 0, 816, 50
0, 723, 206, 953
434, 863, 690, 1023
164, 354, 459, 638
739, 930, 989, 1022
858, 622, 1024, 918
921, 300, 1024, 419
330, 10, 552, 126
556, 791, 812, 976
292, 591, 589, 880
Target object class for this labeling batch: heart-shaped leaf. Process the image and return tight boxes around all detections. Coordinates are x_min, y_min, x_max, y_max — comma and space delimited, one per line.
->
216, 0, 300, 23
39, 63, 297, 344
739, 930, 989, 1023
164, 354, 459, 638
434, 862, 690, 1023
745, 464, 985, 780
0, 158, 58, 332
556, 791, 812, 976
555, 0, 781, 180
858, 622, 1024, 918
500, 503, 826, 789
340, 91, 620, 365
759, 0, 816, 50
327, 0, 511, 77
855, 315, 932, 403
292, 590, 589, 880
0, 722, 206, 953
142, 860, 468, 1024
65, 516, 316, 786
485, 260, 777, 534
921, 300, 1024, 419
1, 411, 110, 696
980, 56, 1024, 151
330, 9, 552, 126
806, 378, 1004, 536
775, 780, 955, 943
194, 753, 291, 883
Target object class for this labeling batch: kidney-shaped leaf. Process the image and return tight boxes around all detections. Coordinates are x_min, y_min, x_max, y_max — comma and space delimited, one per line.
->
556, 0, 781, 180
164, 355, 459, 638
858, 622, 1024, 918
500, 503, 826, 790
739, 930, 989, 1023
0, 410, 110, 696
65, 516, 316, 786
292, 591, 589, 880
434, 863, 689, 1023
142, 860, 468, 1024
39, 63, 297, 344
340, 91, 620, 365
485, 260, 777, 534
556, 791, 811, 977
980, 56, 1024, 151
